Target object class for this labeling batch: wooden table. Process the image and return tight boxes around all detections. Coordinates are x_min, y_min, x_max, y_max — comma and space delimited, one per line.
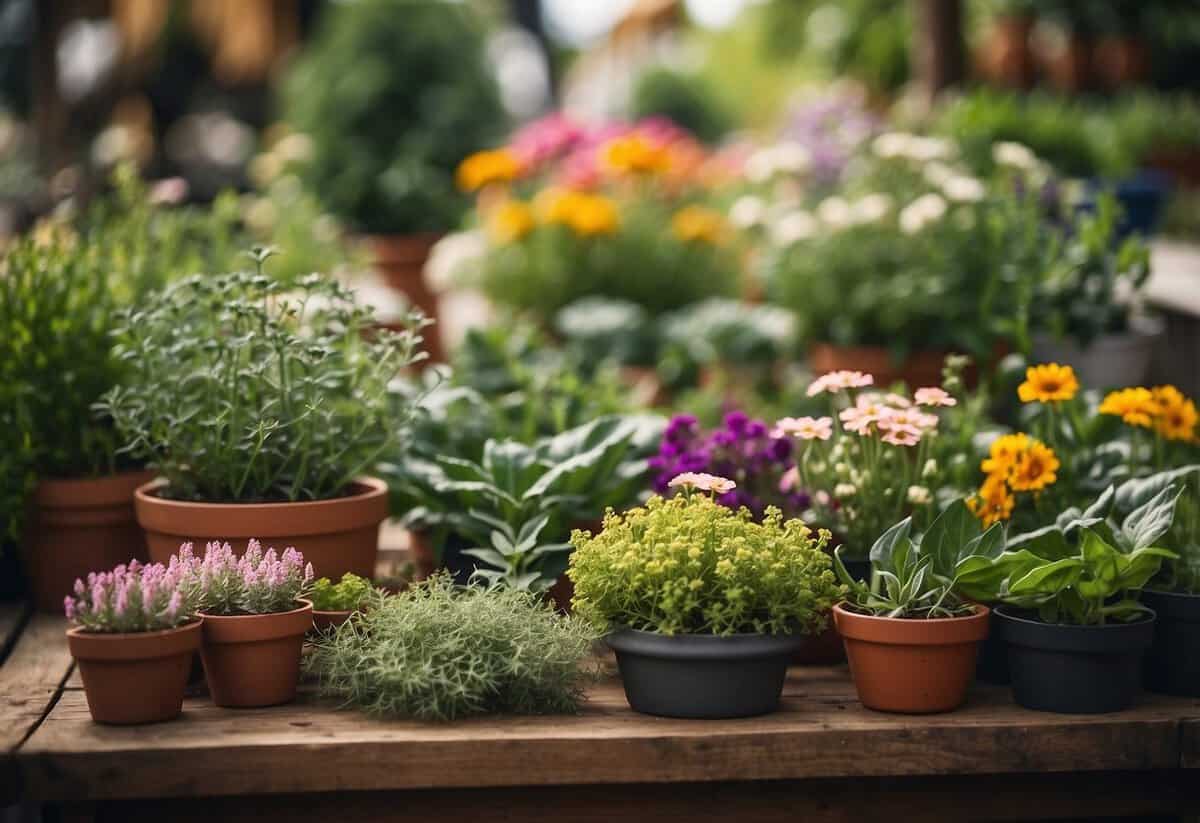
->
5, 609, 1200, 823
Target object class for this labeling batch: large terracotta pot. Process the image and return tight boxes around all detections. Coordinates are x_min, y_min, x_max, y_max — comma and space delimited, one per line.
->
135, 477, 388, 580
1039, 32, 1091, 93
809, 343, 948, 390
199, 600, 313, 708
23, 470, 154, 613
835, 603, 990, 714
370, 233, 444, 362
980, 14, 1036, 88
68, 620, 201, 725
1092, 35, 1147, 90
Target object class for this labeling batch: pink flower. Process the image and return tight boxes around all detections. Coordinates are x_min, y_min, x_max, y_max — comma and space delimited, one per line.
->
774, 416, 833, 441
839, 406, 878, 434
877, 407, 927, 436
914, 387, 957, 407
881, 429, 921, 447
668, 472, 737, 494
779, 465, 800, 493
884, 393, 911, 408
807, 370, 874, 396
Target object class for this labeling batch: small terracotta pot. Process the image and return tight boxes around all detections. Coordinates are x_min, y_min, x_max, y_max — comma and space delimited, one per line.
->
311, 608, 354, 633
68, 620, 201, 725
135, 477, 388, 581
408, 529, 438, 580
370, 233, 444, 362
834, 603, 990, 714
23, 470, 154, 613
199, 600, 313, 708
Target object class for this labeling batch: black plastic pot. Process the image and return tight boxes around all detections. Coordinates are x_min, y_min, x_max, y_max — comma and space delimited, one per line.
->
996, 606, 1155, 714
1142, 589, 1200, 697
975, 608, 1009, 685
607, 628, 805, 719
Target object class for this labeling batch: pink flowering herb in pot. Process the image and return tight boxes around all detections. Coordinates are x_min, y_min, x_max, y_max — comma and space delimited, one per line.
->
191, 539, 315, 708
64, 557, 203, 725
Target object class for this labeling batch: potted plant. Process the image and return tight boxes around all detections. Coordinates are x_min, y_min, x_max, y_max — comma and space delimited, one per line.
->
309, 573, 377, 632
569, 475, 843, 719
979, 1, 1038, 88
994, 485, 1180, 713
833, 500, 1001, 714
190, 539, 314, 708
282, 0, 506, 359
99, 252, 427, 580
65, 557, 202, 725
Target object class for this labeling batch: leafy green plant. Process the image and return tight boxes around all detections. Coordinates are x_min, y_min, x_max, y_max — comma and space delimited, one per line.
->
555, 297, 656, 368
835, 500, 1004, 618
306, 574, 597, 720
283, 0, 505, 234
660, 298, 796, 370
569, 492, 843, 636
309, 573, 376, 612
1117, 467, 1200, 594
100, 251, 428, 502
631, 67, 733, 144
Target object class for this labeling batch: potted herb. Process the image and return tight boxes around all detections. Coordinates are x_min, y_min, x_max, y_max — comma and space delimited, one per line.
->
995, 485, 1180, 713
569, 475, 843, 718
65, 557, 202, 725
283, 0, 505, 357
833, 500, 1001, 714
309, 573, 377, 632
99, 252, 426, 579
190, 540, 314, 708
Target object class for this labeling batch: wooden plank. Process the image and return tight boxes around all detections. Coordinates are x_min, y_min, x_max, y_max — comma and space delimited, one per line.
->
0, 602, 31, 666
68, 771, 1195, 823
18, 665, 1191, 801
0, 614, 73, 803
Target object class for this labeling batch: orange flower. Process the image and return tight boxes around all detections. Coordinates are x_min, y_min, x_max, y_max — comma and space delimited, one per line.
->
536, 188, 618, 237
456, 148, 522, 191
1007, 441, 1060, 492
601, 134, 672, 176
1017, 363, 1079, 404
981, 433, 1029, 478
487, 200, 535, 244
1099, 387, 1160, 429
670, 206, 726, 244
967, 474, 1015, 526
1153, 385, 1198, 441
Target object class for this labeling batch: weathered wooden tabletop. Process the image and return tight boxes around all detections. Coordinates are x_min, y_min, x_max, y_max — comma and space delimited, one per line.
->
6, 605, 1200, 822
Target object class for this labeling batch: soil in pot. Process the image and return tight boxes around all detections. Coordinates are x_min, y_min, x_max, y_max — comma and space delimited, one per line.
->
834, 603, 990, 714
199, 600, 313, 708
68, 620, 201, 725
136, 477, 388, 581
997, 605, 1155, 714
1141, 589, 1200, 697
23, 470, 154, 613
608, 628, 805, 719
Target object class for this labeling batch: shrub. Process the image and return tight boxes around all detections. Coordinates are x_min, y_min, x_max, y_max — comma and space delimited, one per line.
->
306, 575, 596, 720
309, 573, 375, 612
64, 558, 201, 633
569, 491, 843, 636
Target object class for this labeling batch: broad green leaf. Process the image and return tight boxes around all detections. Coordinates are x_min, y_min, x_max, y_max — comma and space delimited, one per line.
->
962, 522, 1006, 561
1008, 558, 1084, 598
922, 499, 979, 577
1007, 523, 1071, 560
1115, 466, 1200, 512
1115, 546, 1178, 591
1121, 484, 1184, 551
869, 517, 912, 572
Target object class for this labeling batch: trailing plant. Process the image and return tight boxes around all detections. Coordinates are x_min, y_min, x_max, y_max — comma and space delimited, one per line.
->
100, 251, 428, 502
309, 573, 376, 612
283, 0, 505, 234
569, 484, 843, 636
64, 557, 201, 633
306, 574, 596, 721
186, 539, 313, 616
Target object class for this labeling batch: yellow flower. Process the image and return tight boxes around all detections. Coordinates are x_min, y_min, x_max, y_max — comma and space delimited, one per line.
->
487, 200, 535, 244
1153, 385, 1198, 441
981, 432, 1029, 477
1099, 387, 1160, 429
670, 206, 726, 245
967, 474, 1014, 526
1017, 363, 1079, 404
537, 188, 619, 237
1008, 441, 1060, 492
601, 134, 672, 176
456, 148, 522, 191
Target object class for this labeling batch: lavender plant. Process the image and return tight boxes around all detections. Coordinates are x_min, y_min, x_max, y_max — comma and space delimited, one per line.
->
99, 249, 428, 502
188, 540, 313, 616
64, 557, 201, 633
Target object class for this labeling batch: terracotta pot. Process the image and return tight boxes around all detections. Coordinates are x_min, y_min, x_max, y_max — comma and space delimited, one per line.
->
199, 600, 313, 708
311, 608, 354, 633
68, 620, 201, 725
135, 477, 388, 581
23, 470, 154, 613
980, 14, 1036, 88
1092, 35, 1147, 90
370, 233, 444, 362
809, 343, 947, 390
1040, 33, 1091, 93
834, 603, 990, 714
407, 529, 438, 581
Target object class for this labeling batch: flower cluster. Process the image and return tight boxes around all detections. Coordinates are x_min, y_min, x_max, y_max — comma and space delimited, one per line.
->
968, 433, 1060, 526
188, 539, 314, 616
65, 557, 201, 633
1100, 385, 1198, 441
650, 411, 804, 518
568, 494, 843, 636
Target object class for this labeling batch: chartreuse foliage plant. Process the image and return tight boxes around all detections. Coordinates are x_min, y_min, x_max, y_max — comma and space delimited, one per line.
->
100, 250, 428, 503
309, 573, 376, 612
568, 492, 843, 636
306, 574, 596, 721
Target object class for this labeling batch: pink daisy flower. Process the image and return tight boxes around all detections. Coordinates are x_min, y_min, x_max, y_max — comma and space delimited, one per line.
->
914, 387, 957, 407
774, 416, 834, 441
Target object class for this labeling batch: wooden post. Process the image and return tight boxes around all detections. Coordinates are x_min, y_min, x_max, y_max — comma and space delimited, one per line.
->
31, 0, 69, 175
912, 0, 965, 103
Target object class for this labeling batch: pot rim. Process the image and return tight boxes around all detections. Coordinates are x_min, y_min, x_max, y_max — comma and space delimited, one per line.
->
35, 469, 157, 509
606, 626, 806, 661
134, 476, 388, 538
833, 602, 991, 646
995, 604, 1156, 654
67, 619, 202, 661
200, 599, 314, 644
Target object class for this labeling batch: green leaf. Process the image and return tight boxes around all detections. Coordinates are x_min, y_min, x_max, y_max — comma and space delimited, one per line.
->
922, 499, 979, 577
869, 517, 912, 573
1121, 484, 1184, 551
1115, 546, 1178, 591
1115, 466, 1200, 512
1007, 523, 1071, 560
962, 522, 1005, 561
1008, 558, 1084, 598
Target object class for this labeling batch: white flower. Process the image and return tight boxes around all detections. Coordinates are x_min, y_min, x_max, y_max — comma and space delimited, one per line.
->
424, 230, 487, 293
772, 141, 812, 174
669, 472, 737, 495
907, 485, 932, 505
771, 210, 818, 246
922, 161, 957, 187
942, 175, 986, 203
872, 132, 916, 159
852, 193, 892, 223
835, 483, 858, 498
745, 149, 777, 183
729, 195, 768, 229
909, 136, 955, 162
993, 141, 1038, 171
817, 196, 854, 230
898, 193, 947, 234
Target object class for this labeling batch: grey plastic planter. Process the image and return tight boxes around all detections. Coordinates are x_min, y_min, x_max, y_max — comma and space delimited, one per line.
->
1030, 317, 1162, 390
1142, 589, 1200, 697
997, 606, 1155, 714
607, 628, 805, 719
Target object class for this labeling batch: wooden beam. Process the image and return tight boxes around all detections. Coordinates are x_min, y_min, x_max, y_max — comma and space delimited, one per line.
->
912, 0, 966, 102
